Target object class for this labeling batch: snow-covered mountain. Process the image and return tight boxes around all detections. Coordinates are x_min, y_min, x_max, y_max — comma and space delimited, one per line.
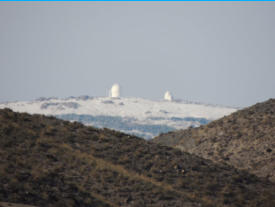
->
0, 96, 237, 139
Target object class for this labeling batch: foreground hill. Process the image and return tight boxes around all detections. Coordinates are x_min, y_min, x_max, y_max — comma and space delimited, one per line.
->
0, 96, 236, 138
154, 99, 275, 182
0, 109, 275, 207
0, 202, 36, 207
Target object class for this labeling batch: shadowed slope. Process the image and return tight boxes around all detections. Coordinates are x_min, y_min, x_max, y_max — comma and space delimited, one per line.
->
0, 109, 275, 206
154, 99, 275, 182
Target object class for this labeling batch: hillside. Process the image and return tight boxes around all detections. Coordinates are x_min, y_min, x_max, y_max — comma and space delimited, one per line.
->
0, 202, 36, 207
154, 99, 275, 182
0, 96, 236, 139
1, 109, 275, 207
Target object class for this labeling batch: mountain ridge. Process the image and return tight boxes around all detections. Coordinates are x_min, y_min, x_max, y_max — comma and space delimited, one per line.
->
153, 99, 275, 182
0, 96, 236, 139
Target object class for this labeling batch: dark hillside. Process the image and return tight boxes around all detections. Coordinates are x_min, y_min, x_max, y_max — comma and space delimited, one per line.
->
0, 202, 36, 207
154, 99, 275, 182
0, 109, 275, 206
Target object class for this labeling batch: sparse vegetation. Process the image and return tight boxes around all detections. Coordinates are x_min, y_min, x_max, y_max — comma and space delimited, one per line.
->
154, 99, 275, 182
0, 108, 275, 206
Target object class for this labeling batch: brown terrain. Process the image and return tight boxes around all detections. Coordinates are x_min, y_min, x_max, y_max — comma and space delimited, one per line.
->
0, 202, 36, 207
0, 108, 275, 206
154, 99, 275, 182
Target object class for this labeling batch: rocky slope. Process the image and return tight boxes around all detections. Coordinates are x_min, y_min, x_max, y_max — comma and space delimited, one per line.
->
154, 99, 275, 182
0, 202, 36, 207
0, 109, 275, 207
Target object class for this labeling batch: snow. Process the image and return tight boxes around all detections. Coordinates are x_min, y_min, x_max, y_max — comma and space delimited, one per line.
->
0, 96, 236, 121
0, 96, 238, 139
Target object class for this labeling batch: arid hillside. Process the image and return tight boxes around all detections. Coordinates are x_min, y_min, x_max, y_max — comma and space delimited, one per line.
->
0, 202, 36, 207
154, 99, 275, 182
0, 108, 275, 207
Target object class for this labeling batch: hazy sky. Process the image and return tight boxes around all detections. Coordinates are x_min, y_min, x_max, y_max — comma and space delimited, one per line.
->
1, 2, 275, 107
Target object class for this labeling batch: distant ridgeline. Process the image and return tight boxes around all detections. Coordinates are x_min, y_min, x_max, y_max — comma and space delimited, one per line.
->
0, 95, 233, 139
56, 114, 210, 139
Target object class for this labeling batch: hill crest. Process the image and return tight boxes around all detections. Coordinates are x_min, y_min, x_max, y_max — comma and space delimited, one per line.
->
154, 99, 275, 182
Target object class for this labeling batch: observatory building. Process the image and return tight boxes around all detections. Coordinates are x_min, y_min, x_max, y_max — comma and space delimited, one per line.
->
109, 84, 120, 98
164, 91, 173, 101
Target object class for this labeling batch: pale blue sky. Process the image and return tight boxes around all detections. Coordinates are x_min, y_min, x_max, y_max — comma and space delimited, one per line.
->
1, 2, 275, 107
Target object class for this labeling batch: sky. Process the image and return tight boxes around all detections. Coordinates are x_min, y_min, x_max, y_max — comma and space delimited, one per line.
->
0, 2, 275, 107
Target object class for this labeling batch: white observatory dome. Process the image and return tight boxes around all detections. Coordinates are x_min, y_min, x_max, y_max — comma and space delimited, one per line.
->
164, 91, 173, 101
110, 84, 120, 98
